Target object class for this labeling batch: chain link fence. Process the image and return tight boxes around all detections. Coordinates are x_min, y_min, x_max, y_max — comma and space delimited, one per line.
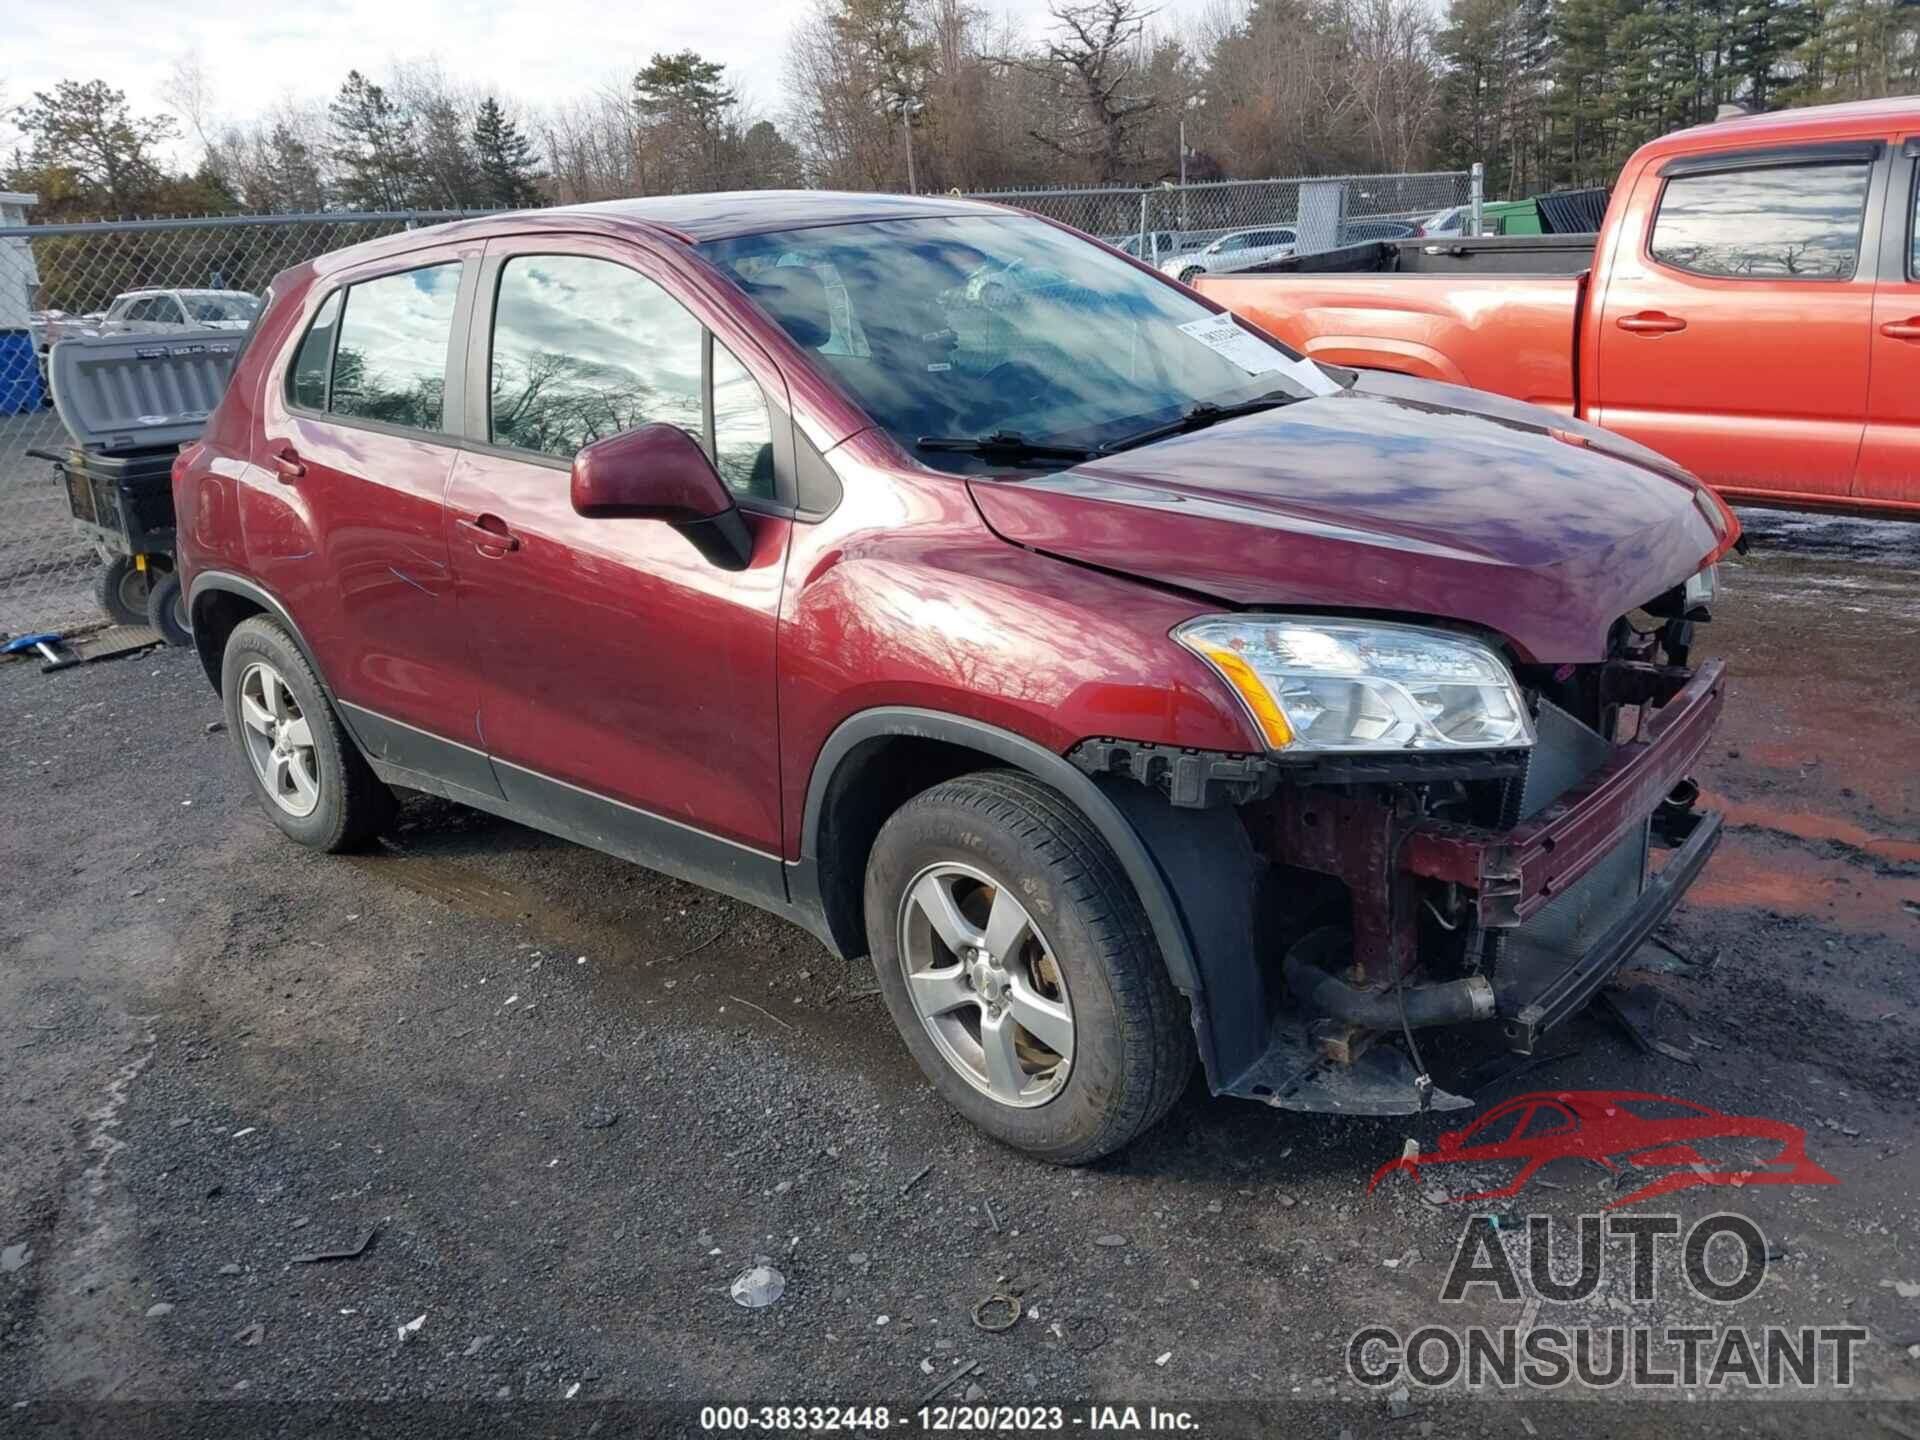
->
966, 169, 1477, 271
0, 210, 479, 637
0, 170, 1473, 637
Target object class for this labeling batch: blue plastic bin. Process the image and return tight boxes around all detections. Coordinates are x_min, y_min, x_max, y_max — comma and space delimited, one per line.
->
0, 330, 44, 414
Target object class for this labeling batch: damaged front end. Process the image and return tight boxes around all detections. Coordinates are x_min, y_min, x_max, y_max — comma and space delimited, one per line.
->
1072, 588, 1726, 1117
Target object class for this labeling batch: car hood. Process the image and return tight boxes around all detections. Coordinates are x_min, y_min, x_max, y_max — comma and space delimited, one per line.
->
967, 372, 1726, 661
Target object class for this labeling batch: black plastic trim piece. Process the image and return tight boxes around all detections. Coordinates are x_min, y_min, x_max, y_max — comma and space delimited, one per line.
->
1657, 140, 1884, 178
1068, 736, 1529, 801
802, 710, 1204, 994
339, 701, 504, 801
489, 757, 788, 913
1068, 737, 1275, 807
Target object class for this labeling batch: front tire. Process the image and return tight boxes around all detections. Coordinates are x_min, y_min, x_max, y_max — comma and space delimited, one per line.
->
1178, 266, 1203, 284
864, 770, 1193, 1164
221, 616, 394, 851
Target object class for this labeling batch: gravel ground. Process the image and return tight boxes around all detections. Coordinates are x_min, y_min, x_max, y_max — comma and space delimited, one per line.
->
1, 509, 1917, 1438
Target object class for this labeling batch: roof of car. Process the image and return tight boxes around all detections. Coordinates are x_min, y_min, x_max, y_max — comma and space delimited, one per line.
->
1648, 95, 1920, 156
303, 189, 1019, 280
554, 189, 1014, 239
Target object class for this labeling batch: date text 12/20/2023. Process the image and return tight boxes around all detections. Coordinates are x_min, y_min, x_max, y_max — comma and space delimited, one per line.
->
698, 1404, 1202, 1431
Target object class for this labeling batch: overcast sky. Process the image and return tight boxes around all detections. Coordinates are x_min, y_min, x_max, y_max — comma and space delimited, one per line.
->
7, 0, 1224, 160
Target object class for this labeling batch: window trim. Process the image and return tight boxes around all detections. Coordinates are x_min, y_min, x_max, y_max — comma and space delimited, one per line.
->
280, 256, 473, 441
1646, 155, 1877, 284
284, 287, 343, 413
466, 241, 800, 514
1656, 139, 1883, 179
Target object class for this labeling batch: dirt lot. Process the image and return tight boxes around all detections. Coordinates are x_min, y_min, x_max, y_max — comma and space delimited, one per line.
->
1, 510, 1917, 1438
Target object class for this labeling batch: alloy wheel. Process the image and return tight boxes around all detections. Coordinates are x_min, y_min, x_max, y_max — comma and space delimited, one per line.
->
237, 660, 321, 817
897, 862, 1075, 1108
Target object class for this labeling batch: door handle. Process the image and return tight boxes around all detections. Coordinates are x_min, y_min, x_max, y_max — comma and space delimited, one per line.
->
272, 447, 306, 482
1880, 318, 1920, 340
457, 513, 521, 554
1616, 312, 1687, 334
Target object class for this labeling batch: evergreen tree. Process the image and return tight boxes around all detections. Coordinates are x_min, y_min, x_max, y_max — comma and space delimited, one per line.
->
16, 79, 177, 217
329, 70, 423, 211
416, 93, 483, 208
633, 51, 738, 130
472, 97, 543, 207
260, 122, 328, 212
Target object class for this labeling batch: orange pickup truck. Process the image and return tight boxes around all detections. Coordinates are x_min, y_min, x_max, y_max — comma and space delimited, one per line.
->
1200, 97, 1920, 518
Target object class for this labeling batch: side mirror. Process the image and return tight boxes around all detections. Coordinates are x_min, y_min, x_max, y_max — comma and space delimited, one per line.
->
570, 422, 753, 571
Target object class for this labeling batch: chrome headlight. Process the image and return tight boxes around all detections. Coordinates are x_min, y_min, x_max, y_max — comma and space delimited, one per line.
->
1176, 617, 1534, 753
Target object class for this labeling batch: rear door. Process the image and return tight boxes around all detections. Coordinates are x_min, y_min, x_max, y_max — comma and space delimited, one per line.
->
1593, 143, 1880, 498
443, 236, 793, 886
251, 246, 493, 775
1856, 135, 1920, 508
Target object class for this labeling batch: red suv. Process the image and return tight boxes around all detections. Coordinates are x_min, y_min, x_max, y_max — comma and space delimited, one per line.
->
174, 192, 1736, 1162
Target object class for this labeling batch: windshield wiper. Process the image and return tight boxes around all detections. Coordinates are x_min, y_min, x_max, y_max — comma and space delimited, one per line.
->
1097, 391, 1305, 456
917, 430, 1093, 465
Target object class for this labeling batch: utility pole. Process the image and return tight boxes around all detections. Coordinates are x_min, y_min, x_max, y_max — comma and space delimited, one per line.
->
897, 96, 923, 194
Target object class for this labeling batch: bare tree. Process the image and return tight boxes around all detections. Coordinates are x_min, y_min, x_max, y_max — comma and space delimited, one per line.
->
1006, 0, 1164, 182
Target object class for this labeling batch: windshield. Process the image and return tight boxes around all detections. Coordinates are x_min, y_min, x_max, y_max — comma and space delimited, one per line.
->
703, 215, 1340, 472
182, 293, 259, 323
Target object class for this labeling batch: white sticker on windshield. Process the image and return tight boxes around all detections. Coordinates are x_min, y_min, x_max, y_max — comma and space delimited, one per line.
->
1177, 315, 1338, 394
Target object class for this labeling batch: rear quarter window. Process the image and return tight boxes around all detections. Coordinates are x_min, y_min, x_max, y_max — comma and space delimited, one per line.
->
284, 262, 461, 433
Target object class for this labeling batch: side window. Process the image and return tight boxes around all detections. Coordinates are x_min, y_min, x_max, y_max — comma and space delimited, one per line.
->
711, 341, 775, 500
1650, 161, 1871, 279
287, 290, 342, 411
158, 296, 188, 325
121, 298, 152, 323
489, 254, 703, 459
329, 262, 462, 432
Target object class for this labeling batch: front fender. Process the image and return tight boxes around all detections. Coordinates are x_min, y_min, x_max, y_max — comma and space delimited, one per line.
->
798, 706, 1276, 1091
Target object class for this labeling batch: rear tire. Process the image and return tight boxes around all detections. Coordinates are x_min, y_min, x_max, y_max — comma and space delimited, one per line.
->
145, 570, 192, 647
95, 556, 149, 626
864, 769, 1193, 1165
221, 616, 395, 851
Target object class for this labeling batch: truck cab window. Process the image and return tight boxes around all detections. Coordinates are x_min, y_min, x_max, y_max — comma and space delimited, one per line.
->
1651, 161, 1870, 279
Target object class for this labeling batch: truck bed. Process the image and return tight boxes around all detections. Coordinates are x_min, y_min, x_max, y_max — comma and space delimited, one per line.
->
1252, 233, 1596, 277
1197, 244, 1592, 415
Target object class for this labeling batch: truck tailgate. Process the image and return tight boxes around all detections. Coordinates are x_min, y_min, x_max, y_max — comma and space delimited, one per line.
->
1196, 272, 1586, 415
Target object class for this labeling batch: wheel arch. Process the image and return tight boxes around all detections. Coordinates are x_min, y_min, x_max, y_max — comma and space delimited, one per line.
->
798, 708, 1260, 1086
187, 571, 327, 700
